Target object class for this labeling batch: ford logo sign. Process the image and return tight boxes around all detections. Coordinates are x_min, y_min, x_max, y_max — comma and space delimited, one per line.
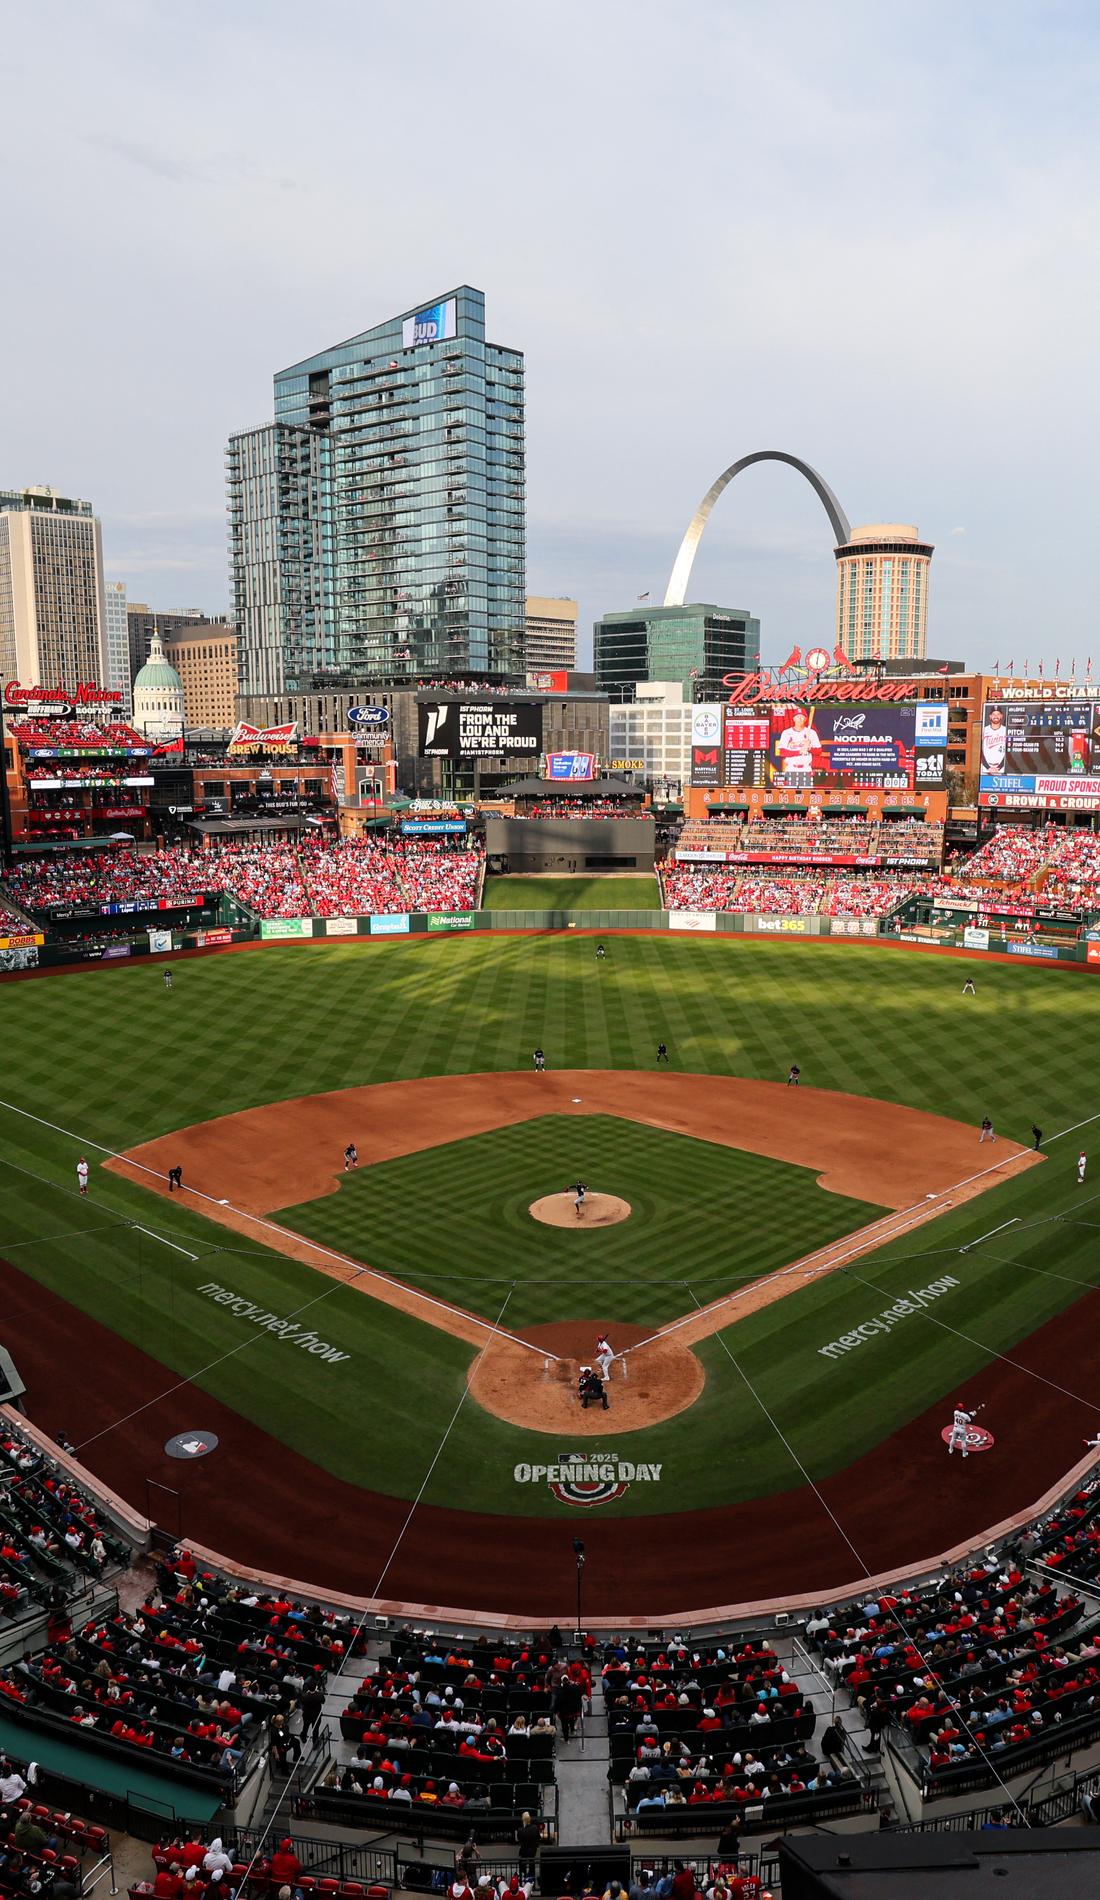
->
348, 705, 389, 726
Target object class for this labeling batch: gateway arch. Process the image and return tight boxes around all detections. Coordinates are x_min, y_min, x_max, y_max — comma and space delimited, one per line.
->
663, 450, 851, 607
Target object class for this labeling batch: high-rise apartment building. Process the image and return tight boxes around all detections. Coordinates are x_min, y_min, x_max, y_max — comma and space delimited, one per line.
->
524, 596, 577, 673
227, 287, 525, 698
835, 523, 933, 663
0, 486, 107, 688
594, 602, 760, 701
102, 580, 132, 713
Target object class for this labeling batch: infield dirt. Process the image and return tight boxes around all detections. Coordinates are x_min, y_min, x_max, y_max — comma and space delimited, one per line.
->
108, 1072, 1039, 1433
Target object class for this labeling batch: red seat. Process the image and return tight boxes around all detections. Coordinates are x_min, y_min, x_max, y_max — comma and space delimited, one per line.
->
32, 1806, 50, 1822
61, 1857, 80, 1875
340, 1886, 365, 1898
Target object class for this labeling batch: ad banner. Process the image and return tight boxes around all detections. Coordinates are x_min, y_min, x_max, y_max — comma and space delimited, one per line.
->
427, 912, 477, 931
370, 913, 411, 935
668, 911, 718, 932
419, 700, 543, 759
260, 918, 313, 939
324, 917, 359, 936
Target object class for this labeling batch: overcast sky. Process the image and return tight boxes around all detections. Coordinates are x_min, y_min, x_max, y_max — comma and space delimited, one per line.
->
5, 0, 1100, 671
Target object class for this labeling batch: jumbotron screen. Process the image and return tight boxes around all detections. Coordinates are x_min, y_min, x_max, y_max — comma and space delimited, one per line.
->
692, 702, 947, 791
979, 700, 1100, 806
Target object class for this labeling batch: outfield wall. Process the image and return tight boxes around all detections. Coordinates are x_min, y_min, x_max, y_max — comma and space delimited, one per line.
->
3, 906, 1097, 975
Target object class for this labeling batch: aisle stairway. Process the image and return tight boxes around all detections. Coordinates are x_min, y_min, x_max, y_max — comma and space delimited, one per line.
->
555, 1696, 612, 1845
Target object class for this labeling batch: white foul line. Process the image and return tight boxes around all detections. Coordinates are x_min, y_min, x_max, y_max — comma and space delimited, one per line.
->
0, 1095, 558, 1362
622, 1145, 1038, 1358
960, 1217, 1018, 1253
132, 1224, 199, 1261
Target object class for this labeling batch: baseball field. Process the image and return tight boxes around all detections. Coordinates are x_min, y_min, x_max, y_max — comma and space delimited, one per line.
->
1, 930, 1099, 1619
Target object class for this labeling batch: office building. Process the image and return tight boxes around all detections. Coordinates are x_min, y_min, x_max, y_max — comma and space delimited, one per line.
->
594, 602, 760, 701
0, 486, 106, 688
163, 623, 238, 730
608, 680, 695, 790
126, 603, 210, 685
524, 596, 577, 673
835, 522, 933, 662
102, 579, 132, 713
227, 286, 525, 699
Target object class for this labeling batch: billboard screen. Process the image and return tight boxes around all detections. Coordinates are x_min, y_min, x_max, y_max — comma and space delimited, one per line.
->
546, 751, 596, 781
401, 297, 457, 348
690, 701, 947, 791
419, 699, 543, 759
979, 700, 1100, 806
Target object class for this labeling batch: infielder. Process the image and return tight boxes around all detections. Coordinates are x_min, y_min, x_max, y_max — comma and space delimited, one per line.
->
533, 1047, 546, 1072
344, 1142, 359, 1172
595, 1334, 615, 1381
1078, 1151, 1087, 1184
979, 1117, 996, 1143
76, 1157, 89, 1196
947, 1402, 976, 1456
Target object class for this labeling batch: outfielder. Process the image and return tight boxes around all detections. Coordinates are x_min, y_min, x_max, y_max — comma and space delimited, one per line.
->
1078, 1151, 1087, 1184
947, 1402, 977, 1456
76, 1157, 89, 1197
595, 1334, 615, 1381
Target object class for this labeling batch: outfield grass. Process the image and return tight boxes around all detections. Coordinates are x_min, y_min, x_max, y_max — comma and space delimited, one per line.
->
0, 935, 1098, 1517
483, 875, 661, 910
275, 1114, 884, 1328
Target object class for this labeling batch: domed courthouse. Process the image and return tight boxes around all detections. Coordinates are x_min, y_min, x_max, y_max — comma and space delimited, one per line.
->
132, 628, 186, 741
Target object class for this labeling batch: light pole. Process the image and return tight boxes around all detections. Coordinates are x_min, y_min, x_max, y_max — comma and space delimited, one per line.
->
572, 1536, 586, 1641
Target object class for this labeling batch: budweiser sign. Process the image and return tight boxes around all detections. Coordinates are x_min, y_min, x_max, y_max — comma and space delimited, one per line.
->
723, 672, 917, 705
4, 681, 123, 707
226, 720, 299, 753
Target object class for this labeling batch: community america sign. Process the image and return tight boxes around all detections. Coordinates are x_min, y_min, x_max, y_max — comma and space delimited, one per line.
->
514, 1452, 663, 1508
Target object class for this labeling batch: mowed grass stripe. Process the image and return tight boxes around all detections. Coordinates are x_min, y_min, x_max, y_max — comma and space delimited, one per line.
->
274, 1115, 886, 1330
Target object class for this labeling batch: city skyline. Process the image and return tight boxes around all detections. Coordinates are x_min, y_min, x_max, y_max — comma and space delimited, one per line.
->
5, 2, 1100, 672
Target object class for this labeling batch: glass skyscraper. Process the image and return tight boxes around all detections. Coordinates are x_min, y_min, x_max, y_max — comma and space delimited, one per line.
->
594, 603, 760, 701
228, 287, 525, 697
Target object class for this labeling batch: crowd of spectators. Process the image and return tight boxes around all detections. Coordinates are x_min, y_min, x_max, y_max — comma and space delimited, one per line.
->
0, 842, 483, 923
951, 825, 1055, 882
601, 1634, 860, 1832
677, 817, 944, 861
518, 799, 647, 821
662, 868, 916, 918
9, 720, 148, 751
309, 1630, 562, 1831
2, 852, 209, 915
803, 1549, 1100, 1791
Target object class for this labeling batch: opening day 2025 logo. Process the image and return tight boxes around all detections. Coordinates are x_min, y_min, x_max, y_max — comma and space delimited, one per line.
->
514, 1453, 663, 1508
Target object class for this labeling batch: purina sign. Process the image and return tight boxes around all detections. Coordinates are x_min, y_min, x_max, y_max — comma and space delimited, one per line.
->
514, 1452, 663, 1508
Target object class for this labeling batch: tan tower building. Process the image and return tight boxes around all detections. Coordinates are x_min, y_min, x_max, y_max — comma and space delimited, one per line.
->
835, 523, 933, 663
0, 486, 107, 687
524, 596, 578, 673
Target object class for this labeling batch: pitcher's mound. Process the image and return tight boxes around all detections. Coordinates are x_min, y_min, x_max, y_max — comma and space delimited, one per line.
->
530, 1192, 631, 1229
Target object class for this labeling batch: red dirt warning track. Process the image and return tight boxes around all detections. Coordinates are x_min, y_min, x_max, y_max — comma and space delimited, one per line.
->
4, 1253, 1099, 1622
